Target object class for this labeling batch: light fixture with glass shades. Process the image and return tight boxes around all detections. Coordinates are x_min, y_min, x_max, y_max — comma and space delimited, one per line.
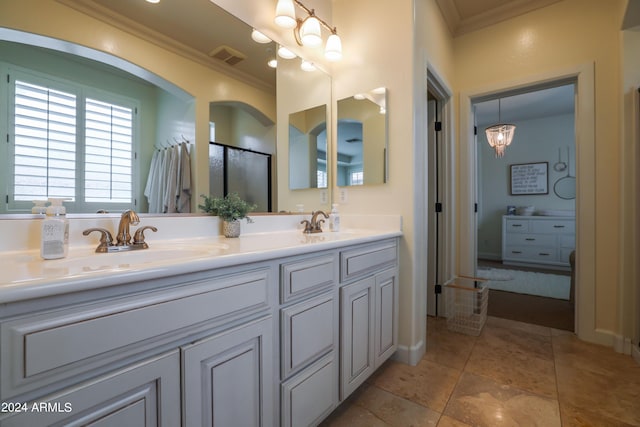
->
274, 0, 343, 62
485, 98, 516, 158
251, 29, 272, 44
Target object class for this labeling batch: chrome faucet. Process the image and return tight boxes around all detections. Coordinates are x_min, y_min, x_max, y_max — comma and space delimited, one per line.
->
301, 210, 329, 234
83, 209, 157, 253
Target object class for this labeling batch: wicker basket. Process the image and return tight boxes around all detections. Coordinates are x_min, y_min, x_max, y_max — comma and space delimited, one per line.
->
444, 277, 489, 336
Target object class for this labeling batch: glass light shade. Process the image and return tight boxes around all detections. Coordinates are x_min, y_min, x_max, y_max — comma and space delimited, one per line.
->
485, 124, 516, 158
277, 45, 296, 59
275, 0, 297, 29
268, 58, 278, 68
145, 0, 160, 3
324, 33, 342, 61
251, 29, 271, 44
300, 16, 322, 47
300, 59, 316, 72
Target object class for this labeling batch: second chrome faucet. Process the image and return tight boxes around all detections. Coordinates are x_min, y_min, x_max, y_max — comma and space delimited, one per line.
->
83, 209, 157, 253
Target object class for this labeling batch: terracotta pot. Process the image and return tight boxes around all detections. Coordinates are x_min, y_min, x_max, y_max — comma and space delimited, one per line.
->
222, 219, 241, 238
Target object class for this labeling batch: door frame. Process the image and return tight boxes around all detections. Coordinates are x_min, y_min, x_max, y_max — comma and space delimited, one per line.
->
458, 63, 601, 345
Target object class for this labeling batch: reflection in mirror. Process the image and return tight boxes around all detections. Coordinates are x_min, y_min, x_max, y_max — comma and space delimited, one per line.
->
0, 39, 194, 215
209, 102, 275, 211
288, 105, 328, 190
337, 88, 388, 186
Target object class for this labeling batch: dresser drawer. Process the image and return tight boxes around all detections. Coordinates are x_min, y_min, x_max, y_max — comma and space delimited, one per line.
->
281, 292, 335, 379
280, 254, 336, 304
503, 246, 558, 262
1, 268, 270, 399
506, 233, 556, 246
559, 235, 575, 248
504, 219, 530, 233
531, 219, 575, 234
340, 240, 397, 282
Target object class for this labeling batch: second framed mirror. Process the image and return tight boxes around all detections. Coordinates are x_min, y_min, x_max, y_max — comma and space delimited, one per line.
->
337, 88, 388, 186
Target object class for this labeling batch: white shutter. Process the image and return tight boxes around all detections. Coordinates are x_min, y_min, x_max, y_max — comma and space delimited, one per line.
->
13, 80, 77, 201
84, 99, 133, 203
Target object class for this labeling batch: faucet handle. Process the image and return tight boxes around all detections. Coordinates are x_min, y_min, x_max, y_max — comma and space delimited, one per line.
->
133, 226, 158, 248
83, 228, 114, 253
300, 219, 314, 234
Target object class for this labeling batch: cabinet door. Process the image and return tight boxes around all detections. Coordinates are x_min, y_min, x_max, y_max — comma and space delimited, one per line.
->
0, 351, 181, 427
339, 277, 375, 400
182, 316, 274, 427
374, 269, 398, 367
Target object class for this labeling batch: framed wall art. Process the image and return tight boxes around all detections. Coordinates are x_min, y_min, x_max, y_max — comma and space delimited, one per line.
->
510, 162, 548, 195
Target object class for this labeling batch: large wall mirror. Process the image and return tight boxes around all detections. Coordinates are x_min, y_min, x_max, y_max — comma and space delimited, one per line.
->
1, 0, 329, 216
337, 88, 388, 186
288, 105, 328, 190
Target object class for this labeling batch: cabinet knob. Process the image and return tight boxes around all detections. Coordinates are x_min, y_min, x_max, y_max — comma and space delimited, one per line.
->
525, 238, 535, 241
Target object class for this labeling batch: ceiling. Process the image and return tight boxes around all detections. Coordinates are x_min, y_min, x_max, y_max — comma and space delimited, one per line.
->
60, 0, 574, 125
435, 0, 564, 36
60, 0, 276, 92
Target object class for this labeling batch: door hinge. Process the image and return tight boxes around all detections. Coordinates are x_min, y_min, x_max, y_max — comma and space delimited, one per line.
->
474, 203, 478, 213
435, 202, 443, 213
474, 126, 477, 136
435, 284, 442, 294
434, 121, 442, 132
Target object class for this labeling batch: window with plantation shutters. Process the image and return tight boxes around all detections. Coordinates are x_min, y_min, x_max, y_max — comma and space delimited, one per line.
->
13, 80, 77, 201
84, 99, 133, 203
7, 69, 137, 213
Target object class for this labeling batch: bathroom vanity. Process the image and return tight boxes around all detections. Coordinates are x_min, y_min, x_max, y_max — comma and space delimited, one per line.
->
0, 215, 400, 427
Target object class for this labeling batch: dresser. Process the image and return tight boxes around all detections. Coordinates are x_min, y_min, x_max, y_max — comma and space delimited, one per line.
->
501, 215, 575, 270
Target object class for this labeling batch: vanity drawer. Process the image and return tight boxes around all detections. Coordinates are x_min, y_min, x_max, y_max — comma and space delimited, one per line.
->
1, 268, 270, 400
504, 219, 530, 232
340, 240, 397, 283
280, 254, 336, 304
531, 219, 575, 234
281, 292, 336, 379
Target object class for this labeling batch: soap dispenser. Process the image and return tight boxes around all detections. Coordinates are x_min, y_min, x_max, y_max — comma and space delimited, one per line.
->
41, 198, 69, 260
31, 200, 47, 215
329, 203, 340, 232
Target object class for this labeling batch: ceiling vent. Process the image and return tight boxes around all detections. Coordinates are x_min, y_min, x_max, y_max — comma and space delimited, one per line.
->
208, 45, 247, 66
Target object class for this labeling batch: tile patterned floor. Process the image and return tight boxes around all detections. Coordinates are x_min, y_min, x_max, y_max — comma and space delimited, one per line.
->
321, 316, 640, 427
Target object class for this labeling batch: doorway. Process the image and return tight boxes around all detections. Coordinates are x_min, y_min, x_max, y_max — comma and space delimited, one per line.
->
472, 83, 577, 331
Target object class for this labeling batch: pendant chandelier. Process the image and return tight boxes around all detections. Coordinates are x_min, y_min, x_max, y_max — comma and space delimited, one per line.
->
485, 98, 516, 158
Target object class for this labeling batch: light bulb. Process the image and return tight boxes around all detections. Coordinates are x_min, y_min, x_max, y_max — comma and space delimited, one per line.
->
324, 33, 342, 61
275, 0, 297, 29
268, 59, 278, 68
300, 16, 322, 47
251, 29, 271, 44
300, 59, 316, 72
498, 132, 504, 141
277, 45, 296, 59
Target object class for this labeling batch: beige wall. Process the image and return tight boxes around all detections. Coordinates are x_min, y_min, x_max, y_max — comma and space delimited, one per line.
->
453, 0, 627, 340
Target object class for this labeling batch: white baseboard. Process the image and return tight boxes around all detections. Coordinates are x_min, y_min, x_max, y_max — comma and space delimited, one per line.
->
393, 340, 425, 366
613, 334, 633, 355
632, 344, 640, 365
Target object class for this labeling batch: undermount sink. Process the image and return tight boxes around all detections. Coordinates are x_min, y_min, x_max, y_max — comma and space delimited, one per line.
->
28, 242, 230, 274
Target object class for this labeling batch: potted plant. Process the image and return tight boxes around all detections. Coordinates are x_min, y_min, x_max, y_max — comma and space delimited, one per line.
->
199, 193, 257, 238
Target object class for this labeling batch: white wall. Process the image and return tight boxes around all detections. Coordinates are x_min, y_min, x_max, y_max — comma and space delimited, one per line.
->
478, 114, 575, 259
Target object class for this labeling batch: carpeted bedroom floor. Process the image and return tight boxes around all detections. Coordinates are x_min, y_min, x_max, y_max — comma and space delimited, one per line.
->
478, 259, 575, 331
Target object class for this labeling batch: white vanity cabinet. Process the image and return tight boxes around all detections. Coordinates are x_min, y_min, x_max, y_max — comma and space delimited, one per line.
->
0, 230, 401, 427
278, 253, 339, 427
339, 239, 399, 400
502, 215, 575, 269
0, 265, 275, 427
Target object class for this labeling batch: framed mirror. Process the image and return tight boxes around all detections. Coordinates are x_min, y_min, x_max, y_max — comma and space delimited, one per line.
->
337, 88, 388, 186
288, 104, 328, 190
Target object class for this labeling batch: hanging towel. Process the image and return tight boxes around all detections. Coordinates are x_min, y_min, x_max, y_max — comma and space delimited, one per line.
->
164, 145, 180, 213
177, 142, 192, 213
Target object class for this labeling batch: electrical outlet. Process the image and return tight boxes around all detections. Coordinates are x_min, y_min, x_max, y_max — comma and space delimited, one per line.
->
320, 189, 328, 204
339, 188, 348, 203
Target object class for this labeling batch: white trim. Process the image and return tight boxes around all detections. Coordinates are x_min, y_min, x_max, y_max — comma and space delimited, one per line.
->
632, 344, 640, 365
458, 63, 597, 345
392, 340, 425, 366
613, 334, 634, 355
